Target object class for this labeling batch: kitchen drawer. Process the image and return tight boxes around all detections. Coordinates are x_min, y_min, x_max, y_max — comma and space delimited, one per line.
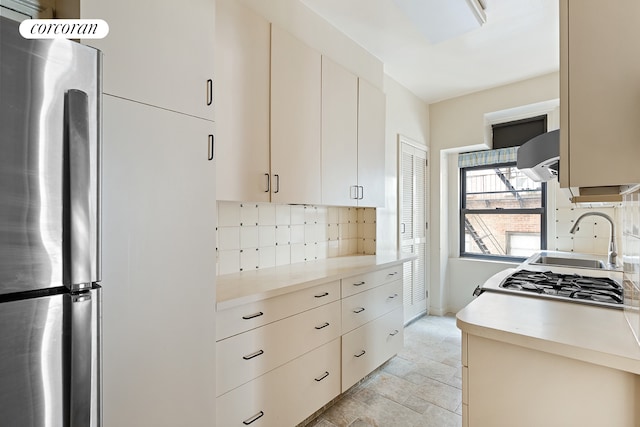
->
341, 279, 402, 334
341, 307, 404, 392
341, 265, 402, 298
217, 280, 340, 340
216, 300, 341, 396
216, 338, 341, 427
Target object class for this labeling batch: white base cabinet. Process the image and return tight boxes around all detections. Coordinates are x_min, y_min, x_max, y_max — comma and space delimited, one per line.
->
341, 307, 404, 392
216, 262, 406, 426
463, 332, 639, 427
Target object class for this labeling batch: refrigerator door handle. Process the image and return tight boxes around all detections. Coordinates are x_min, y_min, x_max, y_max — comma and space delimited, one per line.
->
64, 89, 92, 292
65, 292, 94, 427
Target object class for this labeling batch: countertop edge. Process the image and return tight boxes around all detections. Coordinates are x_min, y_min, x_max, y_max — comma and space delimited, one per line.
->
456, 315, 640, 375
457, 290, 640, 375
216, 253, 416, 311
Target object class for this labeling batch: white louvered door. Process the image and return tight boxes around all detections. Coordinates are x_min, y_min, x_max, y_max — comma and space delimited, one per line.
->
399, 139, 429, 323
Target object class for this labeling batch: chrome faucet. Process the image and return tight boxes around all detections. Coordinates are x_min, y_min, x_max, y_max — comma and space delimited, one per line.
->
569, 212, 617, 267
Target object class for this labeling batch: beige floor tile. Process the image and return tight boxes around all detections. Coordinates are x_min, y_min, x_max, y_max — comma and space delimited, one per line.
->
303, 315, 462, 427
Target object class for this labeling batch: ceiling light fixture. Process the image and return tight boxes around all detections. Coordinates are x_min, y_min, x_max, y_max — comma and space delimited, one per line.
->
392, 0, 487, 44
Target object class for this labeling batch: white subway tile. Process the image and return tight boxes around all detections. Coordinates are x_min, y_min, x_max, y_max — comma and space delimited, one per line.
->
291, 205, 305, 225
291, 243, 306, 263
327, 223, 339, 241
240, 248, 259, 271
275, 245, 290, 266
275, 225, 290, 246
304, 224, 317, 244
240, 226, 259, 249
258, 226, 276, 247
218, 226, 240, 251
218, 250, 240, 275
275, 204, 291, 225
259, 246, 276, 269
291, 225, 305, 244
258, 203, 276, 226
218, 202, 240, 227
304, 243, 316, 261
327, 207, 339, 224
240, 203, 259, 226
304, 205, 318, 224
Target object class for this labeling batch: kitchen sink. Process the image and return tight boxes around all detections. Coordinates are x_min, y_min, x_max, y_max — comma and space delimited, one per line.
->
530, 255, 606, 269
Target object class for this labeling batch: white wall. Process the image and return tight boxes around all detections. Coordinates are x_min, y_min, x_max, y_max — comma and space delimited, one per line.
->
429, 72, 560, 314
378, 75, 430, 254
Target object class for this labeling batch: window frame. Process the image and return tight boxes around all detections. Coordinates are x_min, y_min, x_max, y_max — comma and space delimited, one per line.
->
459, 161, 547, 262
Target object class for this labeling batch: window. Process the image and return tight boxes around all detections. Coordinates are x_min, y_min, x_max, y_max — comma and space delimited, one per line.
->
460, 163, 546, 260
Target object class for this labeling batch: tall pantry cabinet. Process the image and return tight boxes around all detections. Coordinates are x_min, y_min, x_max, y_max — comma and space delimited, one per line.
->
65, 0, 218, 426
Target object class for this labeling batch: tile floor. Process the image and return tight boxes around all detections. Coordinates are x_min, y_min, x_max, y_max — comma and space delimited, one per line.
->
305, 315, 462, 427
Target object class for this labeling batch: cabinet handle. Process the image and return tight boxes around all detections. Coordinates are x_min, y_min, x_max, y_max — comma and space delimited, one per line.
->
243, 411, 264, 425
207, 135, 214, 161
401, 223, 406, 234
265, 173, 270, 193
314, 292, 329, 298
389, 329, 400, 336
206, 79, 213, 106
242, 311, 264, 320
314, 371, 330, 382
350, 185, 358, 200
242, 349, 264, 360
387, 272, 398, 277
353, 281, 366, 287
315, 322, 330, 330
353, 307, 365, 314
358, 186, 364, 200
274, 174, 280, 193
388, 293, 399, 299
354, 350, 366, 358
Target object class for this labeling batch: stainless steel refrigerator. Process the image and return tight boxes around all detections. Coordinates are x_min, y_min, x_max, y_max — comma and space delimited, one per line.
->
0, 15, 102, 427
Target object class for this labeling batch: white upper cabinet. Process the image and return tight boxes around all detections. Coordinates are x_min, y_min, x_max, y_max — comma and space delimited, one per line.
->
79, 0, 215, 120
560, 0, 640, 189
321, 56, 358, 207
357, 78, 386, 208
215, 0, 270, 202
270, 25, 322, 205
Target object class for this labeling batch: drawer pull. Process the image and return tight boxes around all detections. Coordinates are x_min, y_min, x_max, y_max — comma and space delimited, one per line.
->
314, 292, 329, 298
243, 350, 264, 360
315, 322, 330, 330
353, 307, 365, 314
388, 293, 399, 299
242, 312, 264, 320
243, 411, 264, 425
314, 371, 330, 382
353, 281, 366, 286
387, 271, 398, 277
354, 350, 366, 358
389, 329, 400, 336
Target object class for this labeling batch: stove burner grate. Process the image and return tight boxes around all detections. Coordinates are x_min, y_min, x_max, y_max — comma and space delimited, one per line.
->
500, 269, 623, 305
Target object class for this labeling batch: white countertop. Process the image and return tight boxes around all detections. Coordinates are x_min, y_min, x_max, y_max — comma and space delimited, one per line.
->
457, 269, 640, 375
217, 253, 416, 310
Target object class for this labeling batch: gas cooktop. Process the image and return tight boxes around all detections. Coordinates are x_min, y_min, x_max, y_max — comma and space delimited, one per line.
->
495, 269, 623, 308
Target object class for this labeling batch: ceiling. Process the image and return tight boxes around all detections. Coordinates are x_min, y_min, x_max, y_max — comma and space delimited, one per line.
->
300, 0, 560, 104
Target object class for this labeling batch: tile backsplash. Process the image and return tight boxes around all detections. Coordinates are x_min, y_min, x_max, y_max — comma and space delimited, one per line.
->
553, 206, 622, 255
216, 202, 376, 275
622, 187, 640, 345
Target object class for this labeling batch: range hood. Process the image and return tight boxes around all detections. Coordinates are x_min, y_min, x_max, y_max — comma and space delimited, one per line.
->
516, 129, 559, 182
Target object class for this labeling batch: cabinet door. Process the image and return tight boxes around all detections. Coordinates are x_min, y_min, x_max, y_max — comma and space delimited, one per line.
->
80, 0, 215, 120
101, 96, 216, 427
270, 25, 322, 205
321, 56, 358, 206
357, 78, 386, 207
560, 0, 640, 188
215, 0, 270, 202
